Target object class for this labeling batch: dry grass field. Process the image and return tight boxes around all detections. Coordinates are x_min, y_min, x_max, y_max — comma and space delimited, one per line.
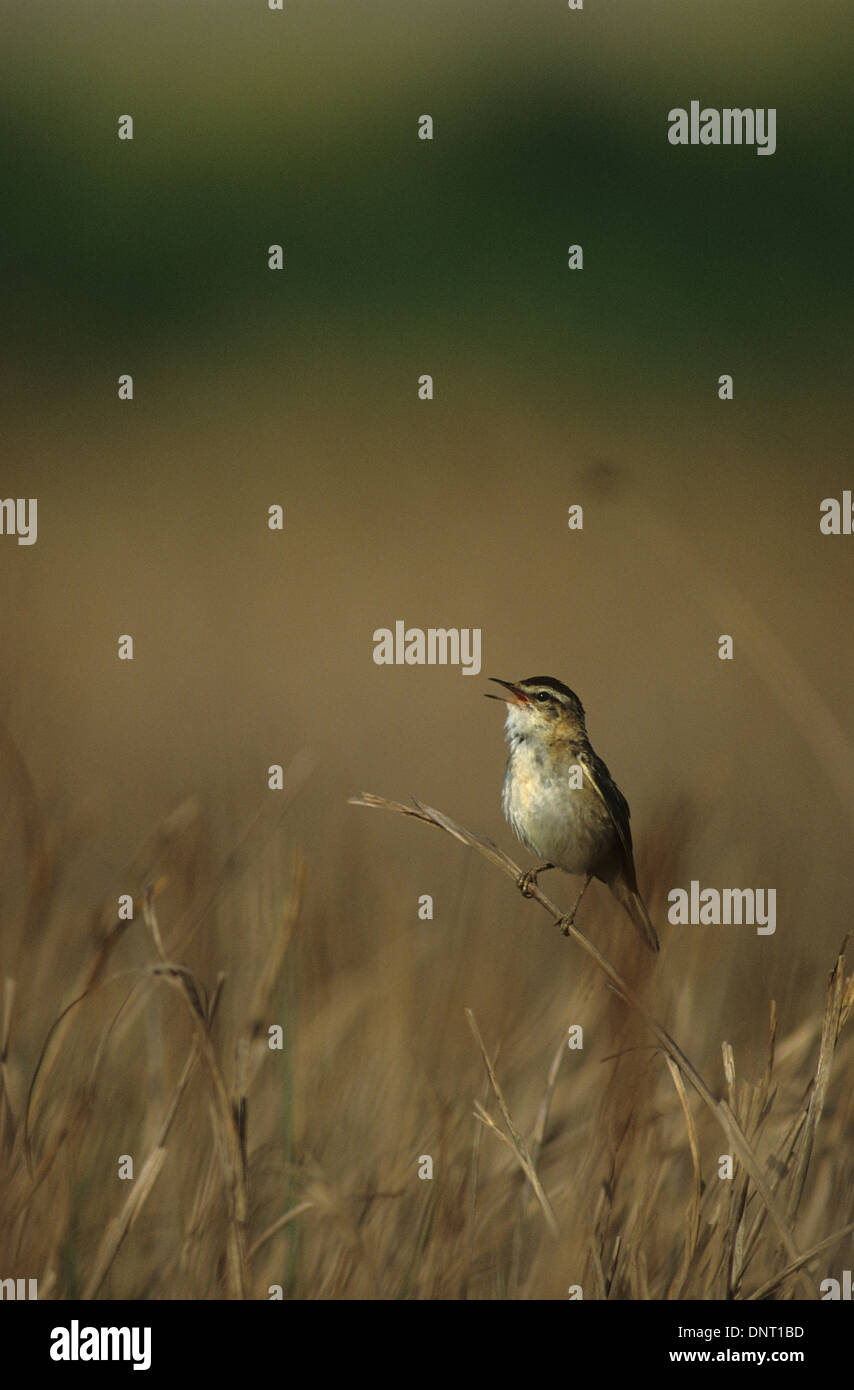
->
1, 642, 852, 1299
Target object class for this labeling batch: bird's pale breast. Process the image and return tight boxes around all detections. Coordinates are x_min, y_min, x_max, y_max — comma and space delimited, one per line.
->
502, 738, 618, 877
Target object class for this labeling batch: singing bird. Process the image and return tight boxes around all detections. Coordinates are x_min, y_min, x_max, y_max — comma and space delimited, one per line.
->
487, 676, 659, 951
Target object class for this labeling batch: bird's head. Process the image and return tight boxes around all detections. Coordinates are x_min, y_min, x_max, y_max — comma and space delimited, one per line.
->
485, 676, 587, 742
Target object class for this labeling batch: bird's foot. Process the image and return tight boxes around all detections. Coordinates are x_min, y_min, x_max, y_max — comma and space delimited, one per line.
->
517, 869, 539, 898
557, 874, 592, 936
517, 863, 553, 898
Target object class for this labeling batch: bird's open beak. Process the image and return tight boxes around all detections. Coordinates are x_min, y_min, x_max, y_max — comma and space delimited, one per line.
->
485, 677, 528, 704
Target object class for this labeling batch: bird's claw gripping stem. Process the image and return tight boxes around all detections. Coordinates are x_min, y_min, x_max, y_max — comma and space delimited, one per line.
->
517, 869, 539, 898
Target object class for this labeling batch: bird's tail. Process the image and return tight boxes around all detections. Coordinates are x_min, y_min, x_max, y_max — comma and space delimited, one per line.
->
612, 878, 660, 953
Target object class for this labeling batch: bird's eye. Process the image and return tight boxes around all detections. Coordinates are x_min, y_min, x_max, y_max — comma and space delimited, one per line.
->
536, 692, 550, 703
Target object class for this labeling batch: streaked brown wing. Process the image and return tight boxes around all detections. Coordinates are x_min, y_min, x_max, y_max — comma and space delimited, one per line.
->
578, 749, 634, 868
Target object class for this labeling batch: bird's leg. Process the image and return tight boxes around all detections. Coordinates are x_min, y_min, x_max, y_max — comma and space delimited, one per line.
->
517, 862, 554, 898
558, 874, 592, 936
